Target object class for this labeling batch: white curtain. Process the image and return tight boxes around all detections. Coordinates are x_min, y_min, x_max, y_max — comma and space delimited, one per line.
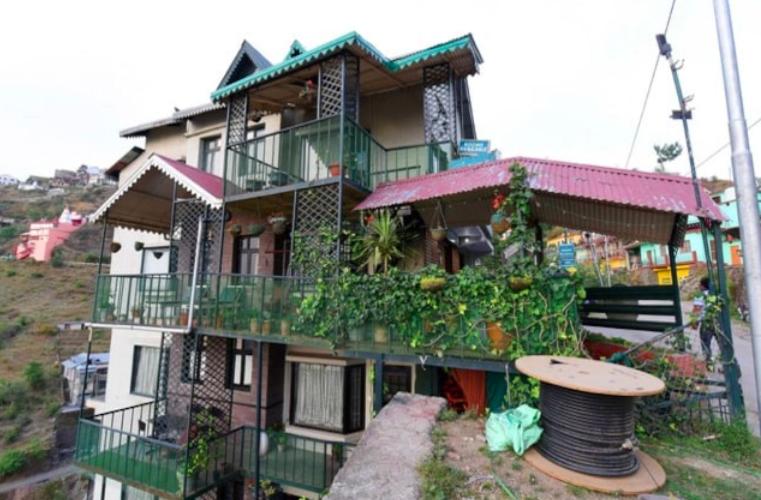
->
293, 363, 344, 431
133, 346, 160, 396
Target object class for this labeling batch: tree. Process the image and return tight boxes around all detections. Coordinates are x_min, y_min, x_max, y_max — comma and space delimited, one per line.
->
654, 142, 683, 173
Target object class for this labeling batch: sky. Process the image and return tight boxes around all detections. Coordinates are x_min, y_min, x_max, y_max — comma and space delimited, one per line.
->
1, 0, 760, 181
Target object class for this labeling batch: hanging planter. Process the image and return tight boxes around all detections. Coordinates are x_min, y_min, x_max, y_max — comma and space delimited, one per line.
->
110, 242, 121, 253
508, 275, 533, 292
328, 163, 341, 177
269, 214, 288, 235
134, 241, 144, 251
420, 276, 446, 292
490, 212, 510, 234
429, 200, 448, 242
229, 224, 242, 236
486, 322, 511, 352
248, 223, 266, 237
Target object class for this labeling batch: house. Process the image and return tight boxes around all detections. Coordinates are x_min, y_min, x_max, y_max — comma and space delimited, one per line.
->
78, 164, 111, 185
0, 174, 19, 186
15, 206, 85, 261
62, 352, 109, 408
52, 169, 80, 187
73, 34, 730, 500
18, 175, 49, 191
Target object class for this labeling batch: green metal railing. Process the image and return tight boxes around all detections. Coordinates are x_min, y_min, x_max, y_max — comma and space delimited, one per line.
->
74, 402, 352, 498
75, 401, 183, 497
92, 273, 196, 328
225, 115, 455, 195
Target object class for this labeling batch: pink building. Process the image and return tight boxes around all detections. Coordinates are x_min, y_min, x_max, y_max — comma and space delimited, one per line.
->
15, 207, 84, 262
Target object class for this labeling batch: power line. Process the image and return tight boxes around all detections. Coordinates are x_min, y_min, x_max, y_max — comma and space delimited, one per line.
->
696, 114, 761, 169
624, 0, 678, 168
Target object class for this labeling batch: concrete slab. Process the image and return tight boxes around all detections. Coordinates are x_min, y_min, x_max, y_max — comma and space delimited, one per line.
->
326, 393, 446, 500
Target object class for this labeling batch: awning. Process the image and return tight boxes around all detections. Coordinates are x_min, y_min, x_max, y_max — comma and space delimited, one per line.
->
91, 154, 223, 233
355, 157, 724, 244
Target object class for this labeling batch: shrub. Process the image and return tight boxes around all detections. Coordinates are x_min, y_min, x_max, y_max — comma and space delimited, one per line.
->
0, 380, 27, 409
5, 270, 16, 277
29, 323, 58, 336
23, 362, 46, 390
3, 425, 21, 444
0, 449, 25, 478
50, 249, 64, 268
84, 253, 98, 263
45, 400, 61, 417
24, 438, 47, 462
30, 272, 44, 279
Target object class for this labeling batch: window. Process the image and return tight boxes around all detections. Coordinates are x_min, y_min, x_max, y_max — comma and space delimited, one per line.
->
234, 235, 259, 275
131, 346, 160, 397
200, 136, 222, 173
182, 336, 206, 383
382, 365, 412, 404
227, 339, 254, 390
290, 362, 364, 433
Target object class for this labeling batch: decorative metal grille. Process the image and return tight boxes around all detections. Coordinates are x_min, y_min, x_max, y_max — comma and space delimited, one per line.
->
170, 200, 223, 275
423, 64, 455, 143
344, 55, 360, 121
226, 93, 248, 149
292, 184, 341, 274
318, 57, 344, 118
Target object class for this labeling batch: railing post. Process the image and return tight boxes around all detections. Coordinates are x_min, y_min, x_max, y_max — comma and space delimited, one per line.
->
373, 354, 384, 415
254, 340, 264, 500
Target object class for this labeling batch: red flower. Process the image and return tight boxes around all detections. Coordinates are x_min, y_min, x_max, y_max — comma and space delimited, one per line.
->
491, 192, 505, 210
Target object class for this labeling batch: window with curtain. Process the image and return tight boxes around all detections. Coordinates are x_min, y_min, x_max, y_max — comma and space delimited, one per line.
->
290, 362, 364, 433
227, 339, 253, 390
130, 346, 160, 396
182, 336, 206, 384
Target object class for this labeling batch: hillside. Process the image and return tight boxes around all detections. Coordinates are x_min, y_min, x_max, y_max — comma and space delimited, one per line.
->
0, 259, 109, 484
0, 184, 115, 258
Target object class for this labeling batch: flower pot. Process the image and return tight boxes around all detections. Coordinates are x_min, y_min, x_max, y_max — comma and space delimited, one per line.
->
508, 276, 533, 292
229, 224, 242, 236
109, 242, 121, 253
216, 314, 224, 329
490, 213, 510, 234
280, 319, 290, 336
179, 310, 189, 326
131, 308, 142, 320
430, 227, 447, 241
134, 241, 144, 251
420, 276, 446, 292
486, 322, 511, 351
373, 324, 389, 344
249, 318, 260, 335
329, 163, 341, 177
271, 219, 287, 235
258, 431, 269, 457
261, 320, 272, 336
248, 223, 266, 237
348, 327, 364, 343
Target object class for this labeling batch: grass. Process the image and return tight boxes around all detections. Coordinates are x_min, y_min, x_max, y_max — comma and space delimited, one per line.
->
661, 461, 761, 500
419, 425, 467, 500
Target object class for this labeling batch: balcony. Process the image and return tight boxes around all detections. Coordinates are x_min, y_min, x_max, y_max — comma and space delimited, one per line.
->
75, 402, 353, 498
225, 115, 454, 197
92, 272, 580, 362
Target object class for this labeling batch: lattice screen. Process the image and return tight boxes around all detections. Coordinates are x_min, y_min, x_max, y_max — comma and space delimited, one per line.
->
226, 93, 248, 149
292, 184, 341, 274
318, 57, 343, 118
169, 200, 223, 275
423, 63, 455, 143
344, 55, 360, 121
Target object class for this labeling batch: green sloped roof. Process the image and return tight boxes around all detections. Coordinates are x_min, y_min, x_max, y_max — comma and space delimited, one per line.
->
211, 32, 481, 102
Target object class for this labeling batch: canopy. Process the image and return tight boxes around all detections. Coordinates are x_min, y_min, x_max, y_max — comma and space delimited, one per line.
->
91, 154, 223, 233
354, 157, 724, 244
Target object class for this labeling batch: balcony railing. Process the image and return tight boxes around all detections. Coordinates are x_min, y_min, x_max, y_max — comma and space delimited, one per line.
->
225, 115, 454, 196
75, 402, 353, 498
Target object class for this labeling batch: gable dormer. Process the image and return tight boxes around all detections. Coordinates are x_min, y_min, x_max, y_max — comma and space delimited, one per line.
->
217, 40, 272, 90
284, 40, 306, 61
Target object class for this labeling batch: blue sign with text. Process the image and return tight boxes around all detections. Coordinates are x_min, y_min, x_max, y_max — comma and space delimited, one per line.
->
558, 243, 576, 269
459, 139, 491, 156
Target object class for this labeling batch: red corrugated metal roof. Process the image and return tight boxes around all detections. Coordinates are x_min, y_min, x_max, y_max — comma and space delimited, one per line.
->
155, 154, 223, 199
355, 156, 724, 221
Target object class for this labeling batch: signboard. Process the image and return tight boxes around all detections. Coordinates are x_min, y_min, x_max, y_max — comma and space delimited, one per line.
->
558, 243, 576, 269
458, 139, 491, 156
449, 151, 496, 169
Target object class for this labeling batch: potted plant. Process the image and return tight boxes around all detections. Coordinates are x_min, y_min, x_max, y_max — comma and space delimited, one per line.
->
280, 316, 290, 337
268, 213, 288, 235
109, 241, 121, 253
328, 163, 341, 177
134, 241, 144, 251
274, 432, 287, 453
131, 306, 142, 320
256, 479, 283, 499
490, 212, 510, 235
249, 311, 260, 335
248, 223, 266, 237
229, 224, 242, 236
420, 276, 446, 292
261, 311, 272, 335
179, 305, 189, 326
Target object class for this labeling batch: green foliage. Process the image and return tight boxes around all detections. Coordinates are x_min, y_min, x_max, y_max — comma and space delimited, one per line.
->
0, 449, 25, 477
50, 248, 64, 268
30, 272, 44, 279
23, 361, 45, 390
353, 210, 410, 274
654, 142, 683, 173
5, 270, 16, 277
3, 425, 21, 444
419, 426, 466, 500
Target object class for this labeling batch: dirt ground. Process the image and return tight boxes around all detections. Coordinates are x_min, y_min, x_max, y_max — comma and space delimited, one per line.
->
440, 416, 761, 499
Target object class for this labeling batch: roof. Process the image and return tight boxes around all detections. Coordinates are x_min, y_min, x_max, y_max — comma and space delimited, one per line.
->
217, 40, 272, 90
92, 154, 222, 231
120, 102, 225, 137
212, 32, 482, 101
106, 146, 145, 178
355, 157, 725, 244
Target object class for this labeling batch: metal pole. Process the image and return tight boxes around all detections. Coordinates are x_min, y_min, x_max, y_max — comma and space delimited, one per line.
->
254, 340, 264, 500
714, 0, 761, 431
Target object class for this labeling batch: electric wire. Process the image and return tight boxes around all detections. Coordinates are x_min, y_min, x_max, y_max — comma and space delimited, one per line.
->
537, 382, 640, 477
624, 0, 678, 168
696, 114, 761, 169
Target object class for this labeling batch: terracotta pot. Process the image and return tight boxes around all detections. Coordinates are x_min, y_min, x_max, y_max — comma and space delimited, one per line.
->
373, 324, 388, 344
490, 213, 510, 234
249, 318, 260, 335
261, 320, 272, 335
508, 276, 533, 292
271, 219, 287, 235
280, 319, 290, 336
486, 322, 511, 351
179, 311, 189, 326
430, 227, 447, 241
329, 163, 341, 177
215, 314, 224, 329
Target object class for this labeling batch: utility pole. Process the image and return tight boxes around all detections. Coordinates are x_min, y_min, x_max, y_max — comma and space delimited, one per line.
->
713, 0, 761, 432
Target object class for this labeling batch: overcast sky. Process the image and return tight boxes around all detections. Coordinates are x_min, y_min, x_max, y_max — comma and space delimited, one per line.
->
1, 0, 760, 181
